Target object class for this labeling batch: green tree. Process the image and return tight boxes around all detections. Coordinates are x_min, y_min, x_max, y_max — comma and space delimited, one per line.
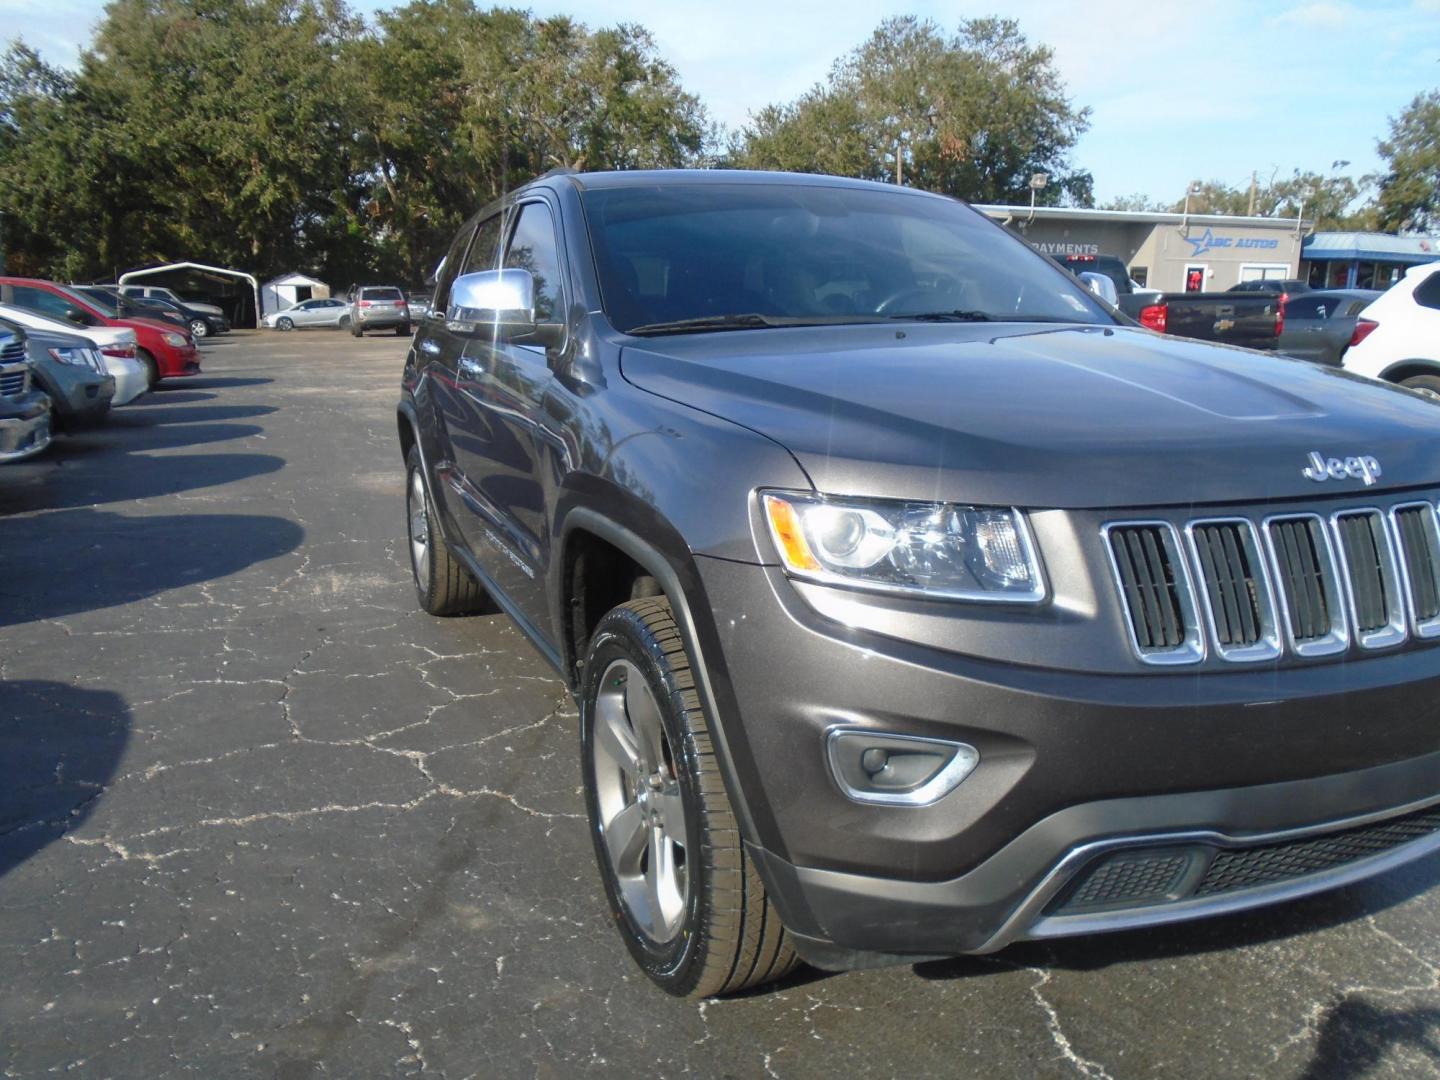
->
732, 16, 1092, 205
1374, 90, 1440, 232
345, 2, 710, 284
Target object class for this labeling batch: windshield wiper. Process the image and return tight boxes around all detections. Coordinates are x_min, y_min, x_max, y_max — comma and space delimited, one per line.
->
627, 313, 887, 336
887, 310, 995, 322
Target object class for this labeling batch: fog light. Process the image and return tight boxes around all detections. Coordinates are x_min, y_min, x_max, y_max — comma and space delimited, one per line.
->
826, 729, 979, 806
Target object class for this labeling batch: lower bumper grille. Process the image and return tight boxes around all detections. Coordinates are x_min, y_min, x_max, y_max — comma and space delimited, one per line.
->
1049, 804, 1440, 916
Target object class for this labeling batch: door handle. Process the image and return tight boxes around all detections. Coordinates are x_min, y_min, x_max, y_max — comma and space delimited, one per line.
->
419, 338, 441, 356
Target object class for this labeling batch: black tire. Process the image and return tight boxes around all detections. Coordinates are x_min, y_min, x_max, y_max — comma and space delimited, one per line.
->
190, 318, 209, 339
351, 321, 363, 337
395, 323, 411, 337
337, 315, 350, 330
137, 348, 160, 389
276, 317, 294, 332
404, 445, 494, 616
1400, 374, 1440, 401
580, 597, 800, 998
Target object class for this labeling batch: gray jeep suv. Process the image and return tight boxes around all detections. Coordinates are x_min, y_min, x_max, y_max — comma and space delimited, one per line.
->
398, 170, 1440, 998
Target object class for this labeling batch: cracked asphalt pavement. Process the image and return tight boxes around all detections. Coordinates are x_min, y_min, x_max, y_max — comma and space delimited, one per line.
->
3, 331, 1440, 1078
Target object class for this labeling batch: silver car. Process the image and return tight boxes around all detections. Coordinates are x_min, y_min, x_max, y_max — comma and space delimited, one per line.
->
264, 298, 351, 331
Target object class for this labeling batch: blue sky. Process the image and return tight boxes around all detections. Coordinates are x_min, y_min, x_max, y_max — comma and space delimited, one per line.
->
8, 0, 1439, 203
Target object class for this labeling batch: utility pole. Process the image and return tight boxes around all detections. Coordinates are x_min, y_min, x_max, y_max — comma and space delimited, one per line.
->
1247, 171, 1257, 216
896, 142, 903, 186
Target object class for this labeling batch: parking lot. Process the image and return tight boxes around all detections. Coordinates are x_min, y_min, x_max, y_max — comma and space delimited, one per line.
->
1, 330, 1439, 1077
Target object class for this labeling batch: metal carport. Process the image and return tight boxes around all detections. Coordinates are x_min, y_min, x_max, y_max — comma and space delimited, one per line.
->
118, 262, 262, 328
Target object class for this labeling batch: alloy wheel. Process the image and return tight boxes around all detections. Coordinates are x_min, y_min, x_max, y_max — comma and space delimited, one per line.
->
407, 468, 430, 585
592, 658, 689, 943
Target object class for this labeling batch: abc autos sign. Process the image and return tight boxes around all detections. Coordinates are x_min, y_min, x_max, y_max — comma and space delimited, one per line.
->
1183, 228, 1282, 257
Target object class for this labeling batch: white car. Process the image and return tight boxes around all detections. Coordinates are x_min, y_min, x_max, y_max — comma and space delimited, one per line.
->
1342, 262, 1440, 396
262, 297, 351, 331
0, 302, 146, 405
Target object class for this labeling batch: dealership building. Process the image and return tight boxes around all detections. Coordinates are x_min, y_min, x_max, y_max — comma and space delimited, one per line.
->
975, 204, 1309, 292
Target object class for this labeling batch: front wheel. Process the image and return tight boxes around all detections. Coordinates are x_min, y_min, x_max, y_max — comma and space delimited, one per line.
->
276, 317, 294, 332
137, 348, 160, 389
580, 597, 800, 998
351, 321, 363, 337
190, 318, 209, 339
395, 323, 411, 337
337, 315, 350, 330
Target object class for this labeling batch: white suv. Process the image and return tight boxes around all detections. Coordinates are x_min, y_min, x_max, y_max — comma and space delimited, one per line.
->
1342, 262, 1440, 396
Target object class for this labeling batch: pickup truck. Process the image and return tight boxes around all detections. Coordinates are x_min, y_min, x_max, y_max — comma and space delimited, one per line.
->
401, 169, 1440, 998
0, 322, 52, 462
1142, 289, 1285, 350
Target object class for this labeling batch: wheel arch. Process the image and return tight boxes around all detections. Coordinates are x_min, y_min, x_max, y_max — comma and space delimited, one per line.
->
557, 503, 770, 848
1379, 359, 1440, 384
397, 401, 454, 547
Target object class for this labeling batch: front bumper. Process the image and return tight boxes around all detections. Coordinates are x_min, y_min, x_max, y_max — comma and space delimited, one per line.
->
692, 556, 1440, 963
36, 369, 115, 421
0, 391, 53, 462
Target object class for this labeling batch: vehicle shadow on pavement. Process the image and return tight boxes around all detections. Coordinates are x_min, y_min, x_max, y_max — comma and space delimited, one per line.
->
0, 507, 304, 627
123, 390, 218, 406
1299, 998, 1440, 1079
173, 376, 273, 389
109, 404, 277, 426
0, 447, 283, 513
0, 680, 130, 878
913, 849, 1440, 983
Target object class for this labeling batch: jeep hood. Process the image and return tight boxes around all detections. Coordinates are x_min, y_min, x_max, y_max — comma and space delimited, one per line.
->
619, 323, 1440, 509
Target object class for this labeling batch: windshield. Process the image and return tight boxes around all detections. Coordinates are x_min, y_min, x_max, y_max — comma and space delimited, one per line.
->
582, 181, 1114, 334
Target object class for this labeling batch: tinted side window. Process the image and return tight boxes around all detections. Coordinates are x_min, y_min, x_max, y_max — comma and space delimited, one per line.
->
13, 285, 76, 320
503, 202, 563, 322
1414, 273, 1440, 311
1284, 296, 1325, 320
461, 215, 503, 278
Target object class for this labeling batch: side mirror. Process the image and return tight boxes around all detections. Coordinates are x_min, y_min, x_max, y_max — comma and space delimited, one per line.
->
447, 269, 563, 348
64, 307, 89, 326
1078, 271, 1119, 307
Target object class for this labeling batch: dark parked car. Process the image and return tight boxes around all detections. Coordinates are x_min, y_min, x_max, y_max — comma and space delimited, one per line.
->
1277, 289, 1383, 366
1228, 278, 1311, 296
0, 322, 52, 462
92, 288, 230, 339
400, 169, 1440, 998
3, 316, 115, 428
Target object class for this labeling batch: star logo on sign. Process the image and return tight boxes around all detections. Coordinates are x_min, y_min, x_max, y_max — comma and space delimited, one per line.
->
1183, 228, 1216, 257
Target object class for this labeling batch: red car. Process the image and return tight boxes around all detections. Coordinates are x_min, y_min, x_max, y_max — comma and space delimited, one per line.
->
0, 277, 200, 387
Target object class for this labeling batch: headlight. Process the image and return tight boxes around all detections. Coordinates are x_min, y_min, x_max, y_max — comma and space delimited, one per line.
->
163, 332, 188, 347
761, 490, 1045, 602
47, 346, 93, 367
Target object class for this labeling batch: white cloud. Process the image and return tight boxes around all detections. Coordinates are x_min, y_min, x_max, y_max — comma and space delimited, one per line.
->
1268, 1, 1359, 29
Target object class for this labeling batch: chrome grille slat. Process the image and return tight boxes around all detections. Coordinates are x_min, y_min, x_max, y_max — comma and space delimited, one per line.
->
1186, 519, 1279, 662
0, 364, 27, 397
1263, 514, 1348, 657
1332, 509, 1406, 649
1390, 503, 1440, 638
1104, 522, 1203, 665
1107, 499, 1440, 663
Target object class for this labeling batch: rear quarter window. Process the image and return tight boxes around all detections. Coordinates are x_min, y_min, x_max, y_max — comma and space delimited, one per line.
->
362, 287, 404, 301
1413, 273, 1440, 311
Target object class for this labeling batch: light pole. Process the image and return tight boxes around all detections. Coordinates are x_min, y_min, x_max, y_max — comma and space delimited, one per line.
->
1182, 181, 1202, 230
1026, 172, 1048, 224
